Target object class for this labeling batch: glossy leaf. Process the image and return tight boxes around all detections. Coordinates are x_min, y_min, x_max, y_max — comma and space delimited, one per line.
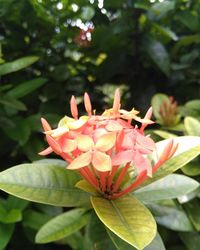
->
0, 56, 39, 76
184, 117, 200, 136
0, 163, 90, 207
0, 223, 14, 250
153, 130, 177, 139
0, 206, 22, 224
23, 209, 52, 231
179, 232, 200, 250
75, 179, 99, 195
91, 195, 157, 250
183, 199, 200, 231
35, 208, 90, 243
146, 40, 170, 76
86, 210, 113, 249
181, 161, 200, 176
7, 77, 47, 99
134, 174, 199, 202
143, 136, 200, 187
149, 202, 193, 231
0, 95, 27, 111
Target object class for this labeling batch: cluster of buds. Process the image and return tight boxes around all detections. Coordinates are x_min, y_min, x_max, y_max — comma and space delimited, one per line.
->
40, 89, 178, 199
159, 96, 180, 126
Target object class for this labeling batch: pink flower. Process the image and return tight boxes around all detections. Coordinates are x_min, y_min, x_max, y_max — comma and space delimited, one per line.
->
40, 89, 178, 199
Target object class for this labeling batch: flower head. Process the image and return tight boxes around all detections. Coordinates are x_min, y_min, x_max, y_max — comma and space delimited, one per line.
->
40, 89, 178, 199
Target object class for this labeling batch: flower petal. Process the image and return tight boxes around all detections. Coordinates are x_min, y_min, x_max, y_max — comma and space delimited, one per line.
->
67, 116, 88, 130
112, 150, 134, 166
133, 151, 152, 177
38, 146, 53, 156
68, 152, 92, 170
92, 151, 111, 172
95, 132, 116, 152
46, 135, 62, 154
77, 134, 94, 151
59, 137, 77, 153
41, 118, 52, 131
45, 126, 69, 138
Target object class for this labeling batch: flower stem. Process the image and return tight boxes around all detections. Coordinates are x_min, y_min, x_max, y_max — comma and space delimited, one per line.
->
111, 163, 130, 193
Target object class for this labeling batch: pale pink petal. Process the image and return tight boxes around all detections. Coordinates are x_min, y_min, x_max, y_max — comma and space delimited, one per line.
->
45, 126, 69, 138
77, 134, 94, 151
67, 116, 88, 130
106, 120, 123, 132
140, 107, 153, 131
112, 88, 121, 112
133, 151, 152, 177
136, 132, 156, 153
92, 151, 111, 172
112, 150, 134, 166
46, 135, 62, 154
84, 92, 92, 116
70, 95, 78, 119
41, 118, 52, 131
67, 152, 92, 170
38, 147, 53, 156
95, 132, 116, 152
59, 138, 77, 153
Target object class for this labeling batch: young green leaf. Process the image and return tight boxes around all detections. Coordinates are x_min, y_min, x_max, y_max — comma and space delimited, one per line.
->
0, 56, 39, 76
91, 195, 157, 250
184, 117, 200, 136
7, 77, 47, 99
0, 163, 90, 207
134, 174, 199, 203
0, 223, 14, 250
35, 208, 90, 243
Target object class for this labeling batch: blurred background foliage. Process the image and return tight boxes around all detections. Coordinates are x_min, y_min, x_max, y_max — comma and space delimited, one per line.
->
0, 0, 200, 249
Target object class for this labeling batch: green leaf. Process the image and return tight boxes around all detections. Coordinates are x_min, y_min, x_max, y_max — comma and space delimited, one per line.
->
108, 230, 166, 250
0, 223, 14, 250
183, 199, 200, 231
23, 209, 52, 231
86, 211, 111, 248
176, 11, 199, 32
149, 202, 193, 231
153, 24, 178, 41
146, 40, 170, 76
0, 56, 39, 76
81, 6, 95, 20
0, 206, 22, 224
151, 94, 169, 120
35, 208, 90, 243
143, 136, 200, 187
184, 117, 200, 136
3, 118, 31, 145
75, 179, 99, 195
144, 233, 166, 250
134, 174, 199, 203
91, 195, 157, 250
0, 163, 90, 207
0, 95, 27, 111
107, 229, 136, 250
7, 77, 47, 99
181, 161, 200, 176
153, 130, 177, 139
179, 232, 200, 250
149, 1, 175, 18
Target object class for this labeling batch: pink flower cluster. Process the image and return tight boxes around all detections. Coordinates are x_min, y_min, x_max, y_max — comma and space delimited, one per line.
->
40, 89, 178, 199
